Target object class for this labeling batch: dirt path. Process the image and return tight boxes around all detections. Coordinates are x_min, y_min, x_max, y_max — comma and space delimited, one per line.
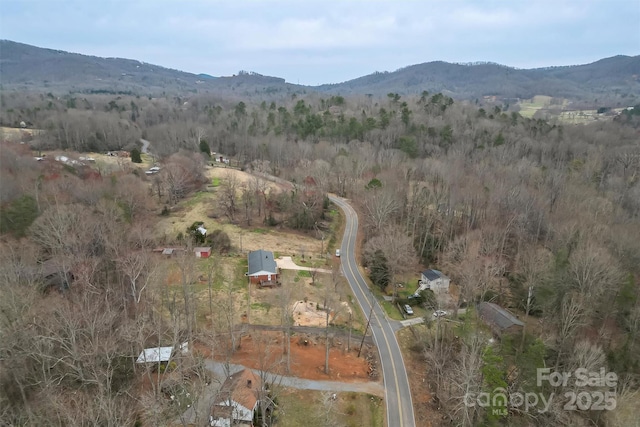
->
204, 360, 384, 396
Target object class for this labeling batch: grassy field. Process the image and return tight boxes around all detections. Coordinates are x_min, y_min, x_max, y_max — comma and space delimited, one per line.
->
515, 95, 618, 125
517, 95, 556, 118
557, 109, 599, 124
277, 389, 384, 427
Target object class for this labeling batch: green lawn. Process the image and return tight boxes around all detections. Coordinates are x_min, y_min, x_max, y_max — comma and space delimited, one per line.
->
380, 299, 404, 321
250, 302, 272, 313
181, 190, 214, 207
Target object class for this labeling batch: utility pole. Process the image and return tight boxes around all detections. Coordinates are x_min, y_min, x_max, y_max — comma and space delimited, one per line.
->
247, 275, 251, 325
358, 298, 375, 358
348, 312, 352, 351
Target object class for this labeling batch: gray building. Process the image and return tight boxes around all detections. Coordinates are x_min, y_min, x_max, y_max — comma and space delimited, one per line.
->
478, 302, 524, 336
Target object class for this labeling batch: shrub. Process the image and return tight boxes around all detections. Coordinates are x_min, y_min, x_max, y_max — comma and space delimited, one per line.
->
345, 403, 356, 415
265, 212, 278, 226
130, 148, 142, 163
187, 221, 206, 244
208, 229, 231, 253
1, 195, 39, 237
199, 140, 211, 157
158, 361, 177, 373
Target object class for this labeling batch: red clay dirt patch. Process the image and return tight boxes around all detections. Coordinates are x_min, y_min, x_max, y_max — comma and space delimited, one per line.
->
197, 330, 376, 383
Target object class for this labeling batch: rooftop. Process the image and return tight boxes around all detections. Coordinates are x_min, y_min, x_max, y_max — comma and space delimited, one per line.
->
422, 269, 446, 281
478, 302, 524, 332
136, 346, 173, 363
248, 249, 277, 275
211, 369, 261, 424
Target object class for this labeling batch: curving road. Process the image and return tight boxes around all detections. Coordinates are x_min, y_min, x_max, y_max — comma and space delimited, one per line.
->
330, 195, 416, 427
140, 138, 151, 154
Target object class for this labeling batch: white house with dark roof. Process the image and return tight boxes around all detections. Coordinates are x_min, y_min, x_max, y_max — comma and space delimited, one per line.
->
246, 249, 278, 284
418, 269, 450, 293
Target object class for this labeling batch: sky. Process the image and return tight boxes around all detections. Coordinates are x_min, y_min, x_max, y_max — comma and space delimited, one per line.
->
1, 0, 639, 85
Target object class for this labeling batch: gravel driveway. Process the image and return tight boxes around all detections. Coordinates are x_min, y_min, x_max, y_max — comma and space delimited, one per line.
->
204, 360, 384, 396
276, 256, 332, 274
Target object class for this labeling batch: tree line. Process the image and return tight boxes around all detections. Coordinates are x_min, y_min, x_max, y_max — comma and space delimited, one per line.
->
1, 86, 639, 426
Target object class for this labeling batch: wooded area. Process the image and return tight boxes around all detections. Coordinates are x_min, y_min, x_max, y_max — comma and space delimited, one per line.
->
1, 86, 639, 426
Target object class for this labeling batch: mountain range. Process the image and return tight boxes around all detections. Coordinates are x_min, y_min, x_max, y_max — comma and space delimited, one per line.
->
1, 40, 639, 102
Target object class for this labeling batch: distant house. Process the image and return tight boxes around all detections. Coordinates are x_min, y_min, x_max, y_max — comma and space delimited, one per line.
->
210, 369, 262, 427
152, 247, 186, 257
136, 342, 189, 365
247, 249, 278, 284
418, 269, 450, 293
136, 346, 173, 364
194, 247, 212, 258
478, 302, 524, 336
162, 248, 176, 257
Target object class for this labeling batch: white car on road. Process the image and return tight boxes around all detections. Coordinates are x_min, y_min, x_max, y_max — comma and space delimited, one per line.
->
433, 310, 448, 317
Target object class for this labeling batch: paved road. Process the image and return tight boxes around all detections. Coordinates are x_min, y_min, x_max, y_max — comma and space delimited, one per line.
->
140, 138, 151, 154
330, 195, 416, 427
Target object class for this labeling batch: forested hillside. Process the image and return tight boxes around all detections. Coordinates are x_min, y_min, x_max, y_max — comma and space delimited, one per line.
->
318, 55, 640, 102
2, 40, 639, 104
1, 83, 639, 426
0, 40, 296, 97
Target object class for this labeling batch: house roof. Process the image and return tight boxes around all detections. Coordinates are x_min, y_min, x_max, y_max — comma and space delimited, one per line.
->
248, 249, 277, 275
478, 302, 524, 332
194, 247, 211, 253
136, 346, 173, 363
135, 342, 188, 363
229, 369, 260, 410
213, 369, 261, 417
422, 269, 445, 281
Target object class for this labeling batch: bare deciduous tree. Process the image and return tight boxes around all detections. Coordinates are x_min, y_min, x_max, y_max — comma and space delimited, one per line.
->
219, 170, 239, 221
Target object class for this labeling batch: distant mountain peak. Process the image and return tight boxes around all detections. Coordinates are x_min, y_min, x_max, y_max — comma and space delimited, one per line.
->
1, 40, 638, 102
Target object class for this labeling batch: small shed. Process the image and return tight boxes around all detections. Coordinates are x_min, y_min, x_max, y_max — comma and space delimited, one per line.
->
136, 346, 174, 364
195, 247, 212, 258
136, 342, 189, 364
478, 302, 524, 336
